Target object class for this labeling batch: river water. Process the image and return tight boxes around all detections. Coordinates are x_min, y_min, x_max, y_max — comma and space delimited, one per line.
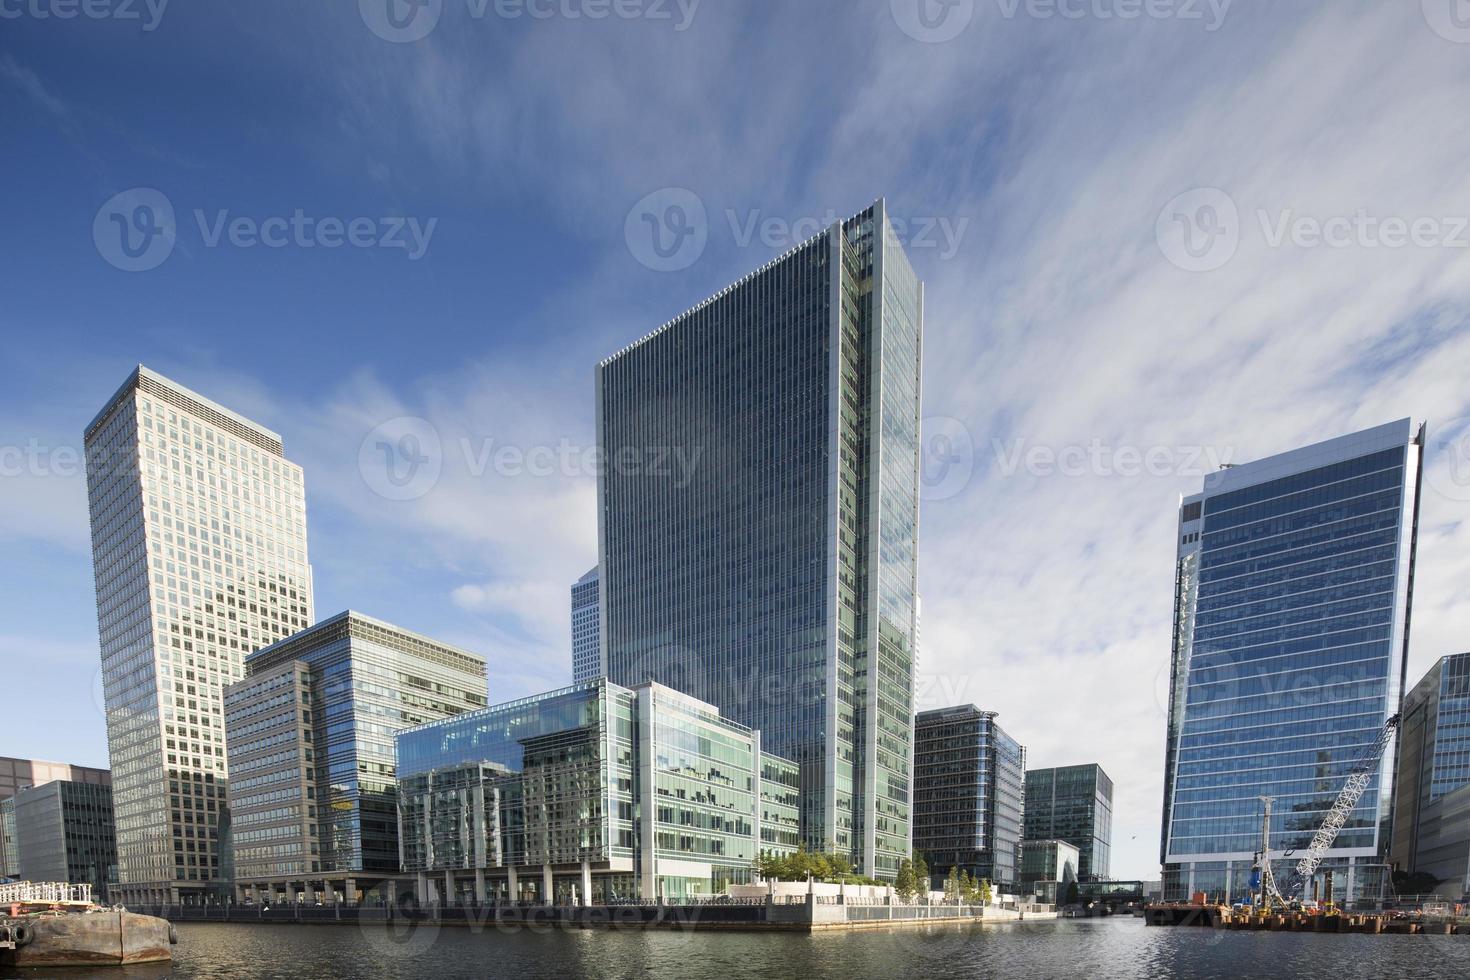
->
7, 916, 1468, 978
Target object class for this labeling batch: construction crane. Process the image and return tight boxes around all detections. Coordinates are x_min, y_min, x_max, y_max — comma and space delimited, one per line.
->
1260, 714, 1401, 907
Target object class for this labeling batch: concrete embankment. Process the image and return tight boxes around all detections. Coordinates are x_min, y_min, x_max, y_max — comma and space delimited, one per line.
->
130, 902, 1058, 934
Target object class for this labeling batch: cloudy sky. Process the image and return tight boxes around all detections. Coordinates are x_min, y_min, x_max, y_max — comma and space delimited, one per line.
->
3, 1, 1470, 880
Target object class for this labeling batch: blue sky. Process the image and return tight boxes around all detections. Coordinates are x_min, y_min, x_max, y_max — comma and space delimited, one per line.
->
4, 1, 1470, 880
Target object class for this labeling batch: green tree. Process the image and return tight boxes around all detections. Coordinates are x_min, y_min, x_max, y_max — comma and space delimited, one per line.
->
1392, 870, 1441, 897
895, 859, 917, 903
979, 878, 993, 906
911, 850, 930, 900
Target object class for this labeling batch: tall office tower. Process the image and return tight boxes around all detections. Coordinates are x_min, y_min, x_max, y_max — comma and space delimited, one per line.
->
1023, 764, 1113, 881
84, 366, 314, 904
571, 566, 601, 683
598, 200, 923, 877
1160, 420, 1424, 904
224, 611, 487, 904
913, 706, 1026, 889
1389, 652, 1470, 894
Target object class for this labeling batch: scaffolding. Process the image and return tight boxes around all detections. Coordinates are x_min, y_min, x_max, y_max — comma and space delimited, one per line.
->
0, 881, 95, 907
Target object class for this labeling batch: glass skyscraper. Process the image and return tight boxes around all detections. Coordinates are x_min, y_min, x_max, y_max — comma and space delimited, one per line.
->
1024, 764, 1113, 881
571, 566, 601, 683
1161, 419, 1424, 903
85, 366, 315, 904
1389, 652, 1470, 881
913, 706, 1025, 888
597, 200, 922, 878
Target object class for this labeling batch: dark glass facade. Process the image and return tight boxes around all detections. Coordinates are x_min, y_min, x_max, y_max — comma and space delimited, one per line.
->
913, 706, 1025, 888
1161, 420, 1423, 903
0, 758, 110, 879
11, 780, 118, 899
597, 201, 922, 878
1390, 652, 1470, 878
1024, 764, 1113, 881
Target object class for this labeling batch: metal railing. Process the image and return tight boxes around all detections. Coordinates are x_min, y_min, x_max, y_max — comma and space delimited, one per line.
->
0, 882, 95, 905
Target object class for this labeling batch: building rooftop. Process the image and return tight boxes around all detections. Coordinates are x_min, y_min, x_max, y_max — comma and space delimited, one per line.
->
598, 199, 885, 368
245, 610, 488, 675
916, 704, 998, 722
85, 364, 285, 456
1184, 417, 1420, 504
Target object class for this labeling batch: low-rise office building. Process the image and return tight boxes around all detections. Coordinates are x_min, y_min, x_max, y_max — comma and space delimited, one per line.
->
396, 679, 801, 905
1391, 653, 1470, 897
1019, 839, 1079, 887
0, 757, 111, 879
913, 705, 1026, 890
1024, 763, 1113, 881
224, 611, 487, 904
10, 780, 118, 898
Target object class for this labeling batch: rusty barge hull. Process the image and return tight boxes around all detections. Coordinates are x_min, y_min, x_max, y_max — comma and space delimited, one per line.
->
1, 910, 174, 967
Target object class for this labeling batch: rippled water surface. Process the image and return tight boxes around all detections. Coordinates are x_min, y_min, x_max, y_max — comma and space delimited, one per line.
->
9, 916, 1470, 979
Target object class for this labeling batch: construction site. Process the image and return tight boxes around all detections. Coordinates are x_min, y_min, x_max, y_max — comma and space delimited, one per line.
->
1150, 714, 1469, 938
